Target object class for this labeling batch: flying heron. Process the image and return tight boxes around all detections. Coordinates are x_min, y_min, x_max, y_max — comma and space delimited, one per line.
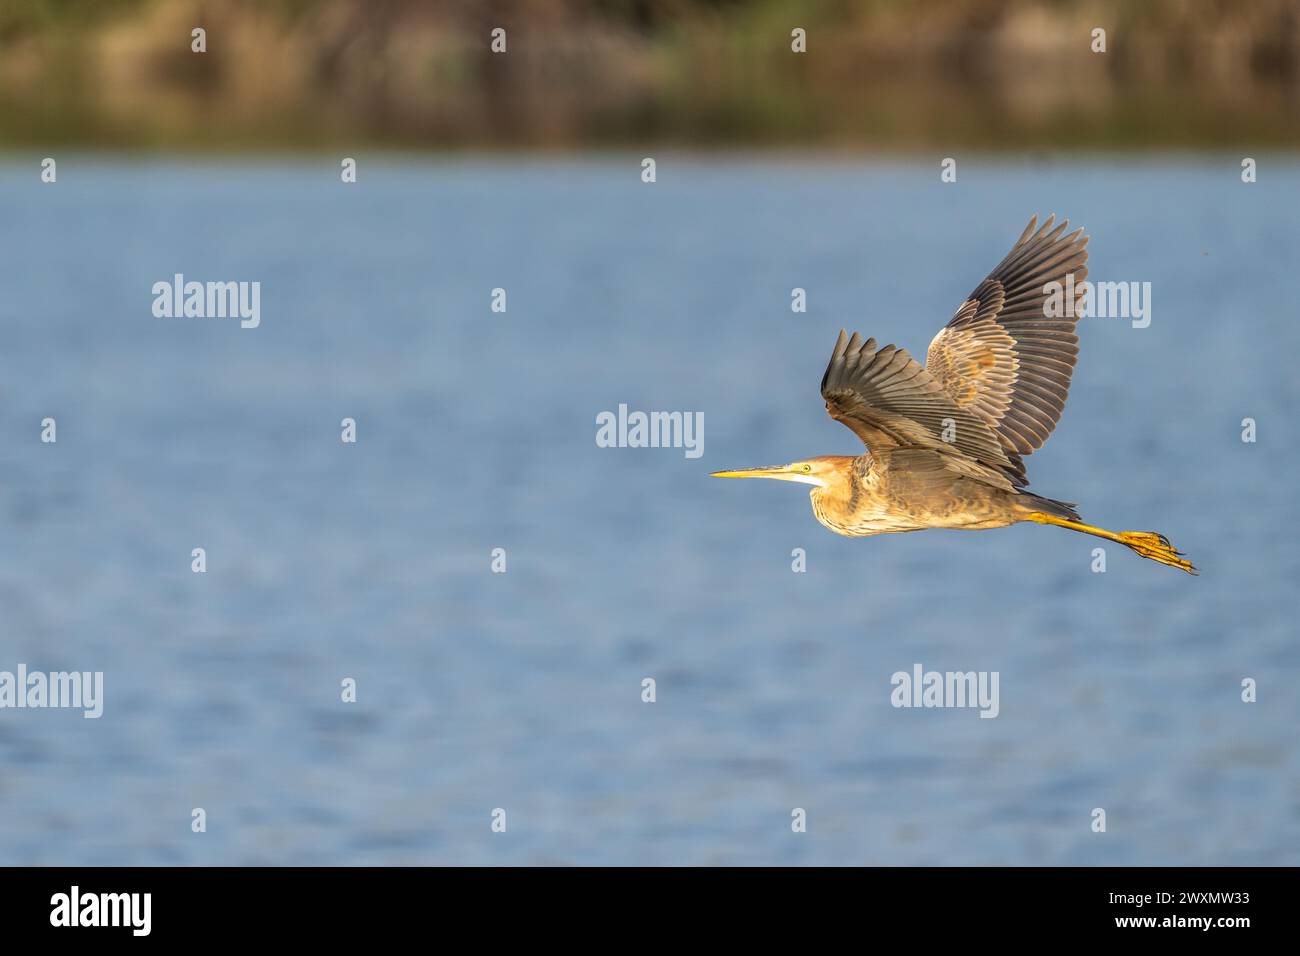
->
712, 214, 1196, 574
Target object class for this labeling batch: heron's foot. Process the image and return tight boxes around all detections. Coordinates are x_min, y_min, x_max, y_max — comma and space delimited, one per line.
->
1116, 531, 1198, 575
1024, 512, 1198, 575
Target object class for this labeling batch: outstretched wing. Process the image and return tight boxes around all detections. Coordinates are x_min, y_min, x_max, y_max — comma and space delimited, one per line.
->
926, 214, 1089, 456
820, 330, 1026, 489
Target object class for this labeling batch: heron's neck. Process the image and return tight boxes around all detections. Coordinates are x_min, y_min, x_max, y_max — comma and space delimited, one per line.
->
810, 476, 849, 506
808, 458, 863, 512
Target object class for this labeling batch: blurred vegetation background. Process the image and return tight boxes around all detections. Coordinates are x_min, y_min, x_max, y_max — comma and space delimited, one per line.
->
1, 0, 1296, 151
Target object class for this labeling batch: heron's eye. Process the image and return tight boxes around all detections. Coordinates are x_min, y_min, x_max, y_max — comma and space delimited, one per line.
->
801, 463, 812, 473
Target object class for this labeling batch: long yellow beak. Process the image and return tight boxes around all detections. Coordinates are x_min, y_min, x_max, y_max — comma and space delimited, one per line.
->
710, 466, 797, 480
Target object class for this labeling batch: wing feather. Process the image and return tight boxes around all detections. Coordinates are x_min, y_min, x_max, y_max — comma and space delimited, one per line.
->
927, 213, 1089, 456
820, 330, 1025, 489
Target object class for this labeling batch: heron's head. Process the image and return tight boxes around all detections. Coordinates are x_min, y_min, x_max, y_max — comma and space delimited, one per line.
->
710, 455, 850, 488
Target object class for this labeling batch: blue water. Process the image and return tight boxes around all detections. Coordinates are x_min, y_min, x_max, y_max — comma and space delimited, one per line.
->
1, 155, 1296, 865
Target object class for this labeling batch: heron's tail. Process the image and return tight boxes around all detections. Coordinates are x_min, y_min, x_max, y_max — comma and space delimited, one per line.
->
1022, 510, 1198, 575
1020, 494, 1081, 522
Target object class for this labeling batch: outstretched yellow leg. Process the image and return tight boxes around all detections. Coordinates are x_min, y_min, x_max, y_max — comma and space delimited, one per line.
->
1024, 512, 1198, 575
